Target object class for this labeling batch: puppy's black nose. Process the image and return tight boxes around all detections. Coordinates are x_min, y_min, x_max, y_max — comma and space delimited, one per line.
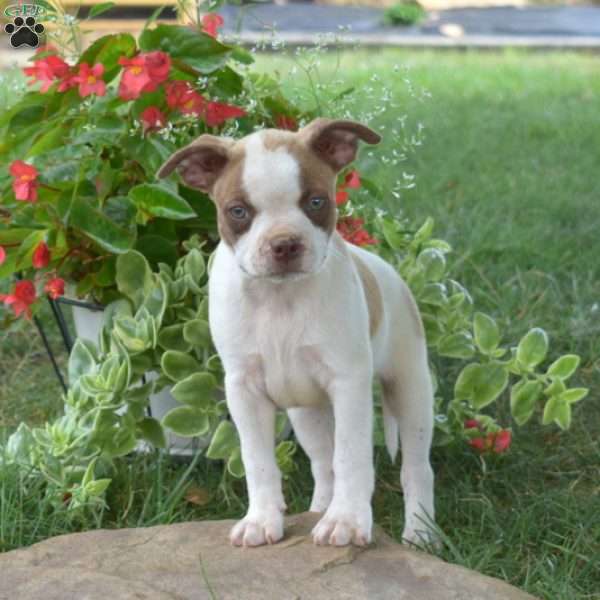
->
270, 236, 304, 262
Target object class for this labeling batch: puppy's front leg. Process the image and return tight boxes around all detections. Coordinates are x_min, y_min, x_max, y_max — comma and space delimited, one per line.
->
226, 373, 286, 547
312, 374, 375, 546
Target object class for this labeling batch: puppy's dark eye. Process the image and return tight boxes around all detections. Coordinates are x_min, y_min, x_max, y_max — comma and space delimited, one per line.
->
308, 196, 326, 210
229, 205, 248, 220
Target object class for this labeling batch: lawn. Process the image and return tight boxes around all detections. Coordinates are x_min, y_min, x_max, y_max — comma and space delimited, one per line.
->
1, 50, 599, 599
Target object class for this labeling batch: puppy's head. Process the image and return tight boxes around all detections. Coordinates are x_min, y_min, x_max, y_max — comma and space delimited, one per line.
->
158, 118, 381, 280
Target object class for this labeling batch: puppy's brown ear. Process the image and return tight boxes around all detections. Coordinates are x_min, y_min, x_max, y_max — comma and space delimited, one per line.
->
299, 118, 381, 173
157, 135, 232, 194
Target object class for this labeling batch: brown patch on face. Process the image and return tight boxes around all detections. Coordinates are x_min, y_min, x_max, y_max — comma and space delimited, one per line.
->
289, 138, 337, 235
210, 144, 255, 248
402, 281, 425, 339
351, 254, 383, 337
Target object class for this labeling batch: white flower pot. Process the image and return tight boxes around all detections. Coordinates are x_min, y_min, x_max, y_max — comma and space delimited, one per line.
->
71, 304, 206, 456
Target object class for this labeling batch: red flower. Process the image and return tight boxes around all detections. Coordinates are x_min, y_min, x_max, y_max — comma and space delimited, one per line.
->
344, 170, 361, 189
23, 54, 70, 93
335, 169, 361, 206
9, 160, 39, 202
45, 277, 65, 300
493, 430, 512, 453
166, 80, 206, 116
0, 246, 5, 266
468, 429, 512, 454
118, 52, 170, 101
464, 419, 482, 430
118, 55, 152, 100
143, 51, 171, 87
0, 280, 37, 319
336, 216, 378, 247
201, 13, 224, 38
32, 241, 50, 269
73, 63, 106, 98
57, 73, 77, 93
335, 190, 349, 206
204, 101, 246, 127
140, 106, 167, 133
275, 115, 298, 131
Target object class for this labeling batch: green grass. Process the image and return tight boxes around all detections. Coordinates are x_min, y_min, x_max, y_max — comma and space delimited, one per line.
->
1, 50, 600, 599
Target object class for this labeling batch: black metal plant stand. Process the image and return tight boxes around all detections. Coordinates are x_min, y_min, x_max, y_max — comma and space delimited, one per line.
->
35, 296, 104, 394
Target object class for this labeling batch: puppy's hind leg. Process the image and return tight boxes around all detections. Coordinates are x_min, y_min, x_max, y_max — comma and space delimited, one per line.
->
287, 404, 335, 513
380, 302, 436, 545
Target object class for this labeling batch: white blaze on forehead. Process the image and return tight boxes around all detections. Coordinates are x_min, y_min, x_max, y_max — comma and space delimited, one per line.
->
242, 132, 301, 211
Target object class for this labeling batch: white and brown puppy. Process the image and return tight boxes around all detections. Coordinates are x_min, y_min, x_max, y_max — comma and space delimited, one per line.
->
158, 119, 436, 548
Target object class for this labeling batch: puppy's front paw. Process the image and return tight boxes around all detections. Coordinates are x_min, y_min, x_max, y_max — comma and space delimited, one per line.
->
312, 503, 372, 546
230, 508, 284, 547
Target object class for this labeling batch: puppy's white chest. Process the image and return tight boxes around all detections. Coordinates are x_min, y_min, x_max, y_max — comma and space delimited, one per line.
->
253, 310, 328, 409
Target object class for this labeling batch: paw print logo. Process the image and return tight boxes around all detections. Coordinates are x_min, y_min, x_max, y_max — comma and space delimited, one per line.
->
4, 16, 44, 48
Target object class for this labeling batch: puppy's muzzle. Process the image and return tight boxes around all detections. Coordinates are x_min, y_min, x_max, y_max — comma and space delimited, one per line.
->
270, 234, 305, 265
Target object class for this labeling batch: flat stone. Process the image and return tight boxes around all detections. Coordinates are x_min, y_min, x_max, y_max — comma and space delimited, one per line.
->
0, 512, 537, 600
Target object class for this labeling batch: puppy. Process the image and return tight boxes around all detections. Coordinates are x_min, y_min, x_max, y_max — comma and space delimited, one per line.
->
159, 118, 436, 547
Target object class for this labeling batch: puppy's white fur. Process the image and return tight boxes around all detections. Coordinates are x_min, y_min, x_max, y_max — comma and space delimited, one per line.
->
207, 131, 436, 547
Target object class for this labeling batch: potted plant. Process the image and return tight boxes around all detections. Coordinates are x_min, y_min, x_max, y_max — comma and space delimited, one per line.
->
0, 7, 306, 452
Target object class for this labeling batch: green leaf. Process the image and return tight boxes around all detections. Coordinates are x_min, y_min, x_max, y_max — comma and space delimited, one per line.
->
68, 339, 98, 383
438, 332, 475, 359
227, 447, 245, 478
421, 314, 443, 345
559, 388, 588, 404
171, 372, 217, 409
454, 363, 480, 400
141, 283, 168, 330
472, 363, 509, 409
543, 396, 571, 429
206, 420, 238, 460
137, 417, 166, 448
230, 46, 254, 65
85, 479, 111, 497
544, 377, 566, 397
27, 125, 69, 158
379, 216, 405, 250
89, 2, 115, 18
184, 248, 206, 281
162, 407, 210, 437
510, 379, 543, 425
129, 184, 196, 221
69, 197, 136, 254
275, 440, 296, 475
158, 324, 191, 352
554, 402, 571, 430
113, 316, 151, 352
116, 251, 153, 306
417, 248, 446, 281
139, 25, 232, 73
547, 354, 580, 380
455, 362, 509, 409
419, 283, 447, 307
161, 351, 201, 382
516, 328, 549, 369
183, 319, 212, 347
414, 217, 434, 244
473, 312, 501, 355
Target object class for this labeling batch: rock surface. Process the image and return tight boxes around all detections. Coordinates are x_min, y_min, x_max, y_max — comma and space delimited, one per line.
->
0, 512, 537, 600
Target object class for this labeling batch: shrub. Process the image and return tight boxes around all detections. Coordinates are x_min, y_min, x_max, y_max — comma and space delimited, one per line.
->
383, 1, 427, 27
